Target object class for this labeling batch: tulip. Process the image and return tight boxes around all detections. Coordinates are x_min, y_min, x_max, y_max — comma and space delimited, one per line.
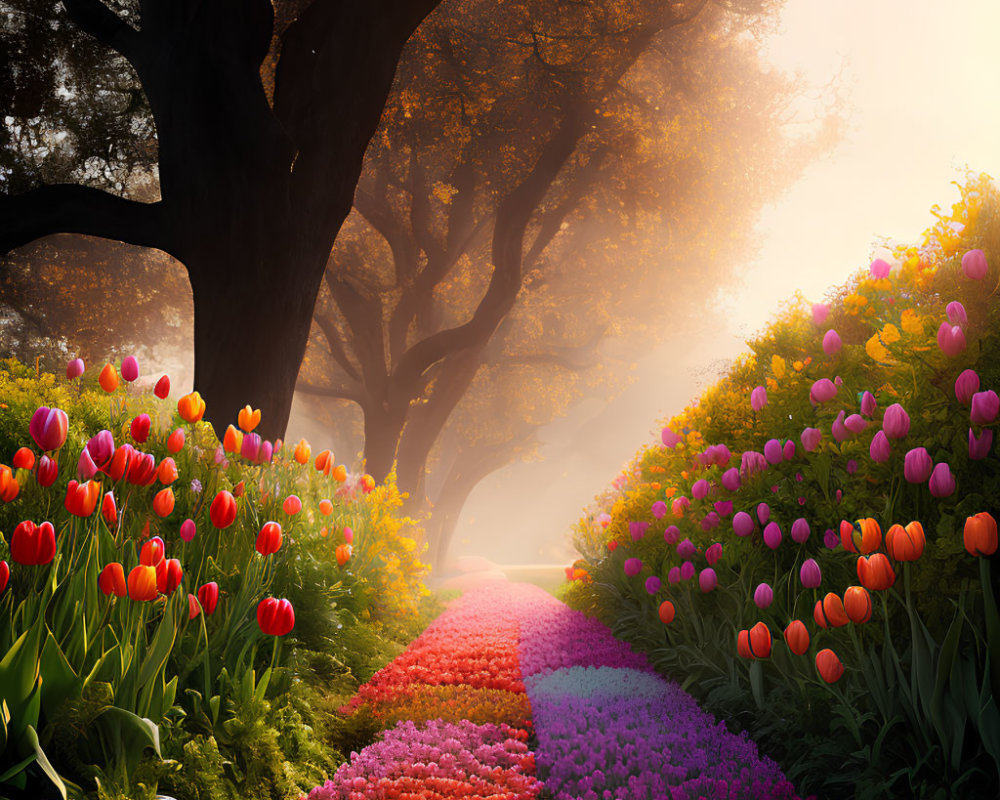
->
188, 594, 201, 619
671, 497, 689, 517
0, 465, 19, 503
173, 520, 195, 546
331, 462, 345, 481
676, 538, 696, 559
257, 597, 295, 636
156, 558, 183, 595
11, 520, 56, 565
98, 562, 127, 597
66, 358, 85, 380
360, 474, 376, 493
946, 301, 968, 328
667, 566, 681, 584
260, 441, 274, 463
860, 391, 877, 417
140, 536, 165, 567
870, 257, 891, 278
962, 248, 988, 280
705, 542, 722, 565
12, 447, 35, 471
152, 488, 175, 517
964, 512, 998, 557
714, 500, 733, 517
750, 386, 767, 411
831, 410, 849, 443
955, 369, 980, 405
127, 565, 158, 601
283, 495, 302, 515
790, 517, 811, 544
699, 568, 717, 592
810, 378, 838, 405
312, 449, 333, 475
721, 467, 741, 491
645, 576, 661, 595
840, 518, 881, 554
740, 450, 768, 478
177, 391, 206, 423
101, 492, 117, 527
29, 406, 69, 452
928, 462, 956, 498
343, 527, 353, 545
77, 447, 98, 480
737, 630, 752, 659
937, 323, 966, 357
756, 502, 770, 525
238, 405, 261, 432
733, 511, 754, 537
763, 522, 782, 550
822, 329, 842, 356
904, 447, 933, 483
800, 428, 822, 453
65, 479, 101, 517
857, 553, 895, 590
319, 499, 334, 517
754, 583, 773, 609
658, 600, 675, 624
869, 430, 891, 463
816, 649, 845, 683
968, 427, 993, 461
256, 521, 283, 556
88, 430, 115, 467
153, 458, 177, 487
661, 427, 682, 448
210, 490, 237, 528
691, 479, 709, 499
812, 303, 829, 326
748, 621, 771, 658
198, 581, 219, 615
154, 374, 170, 399
0, 561, 8, 594
240, 432, 261, 463
126, 451, 157, 486
824, 528, 839, 549
34, 454, 57, 488
680, 561, 695, 581
161, 431, 183, 459
763, 439, 782, 465
783, 440, 796, 460
784, 620, 810, 655
844, 414, 867, 434
233, 480, 245, 498
127, 414, 151, 445
800, 558, 822, 588
99, 363, 119, 392
652, 500, 668, 519
104, 445, 133, 482
844, 586, 872, 624
663, 525, 679, 544
624, 557, 642, 577
629, 521, 647, 542
814, 593, 849, 628
971, 390, 1000, 426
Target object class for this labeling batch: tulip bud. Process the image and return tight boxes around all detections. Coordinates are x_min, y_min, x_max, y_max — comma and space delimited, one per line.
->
754, 582, 773, 609
733, 511, 754, 537
667, 566, 681, 584
623, 557, 642, 577
29, 406, 69, 452
699, 568, 717, 592
955, 369, 980, 405
680, 561, 695, 581
791, 517, 811, 544
99, 363, 119, 392
180, 518, 197, 542
763, 522, 782, 549
882, 404, 910, 439
844, 414, 867, 434
705, 542, 722, 565
651, 500, 667, 519
964, 512, 998, 557
928, 462, 956, 498
886, 521, 925, 561
822, 329, 842, 356
66, 358, 85, 380
816, 649, 845, 683
154, 374, 170, 399
130, 413, 151, 444
971, 390, 1000, 426
962, 248, 988, 280
629, 521, 649, 542
870, 258, 891, 278
662, 524, 679, 544
257, 597, 295, 636
784, 620, 810, 655
812, 303, 829, 326
721, 467, 741, 491
903, 447, 932, 484
783, 440, 796, 461
860, 391, 877, 417
810, 378, 838, 405
970, 427, 993, 460
800, 558, 822, 588
691, 479, 709, 499
801, 427, 822, 452
748, 621, 771, 658
946, 301, 968, 328
832, 410, 849, 443
937, 322, 966, 357
121, 356, 139, 383
645, 576, 661, 595
750, 386, 767, 411
857, 553, 895, 590
198, 582, 219, 615
283, 494, 303, 515
676, 538, 697, 559
869, 430, 891, 463
757, 503, 770, 524
37, 455, 58, 487
658, 600, 675, 624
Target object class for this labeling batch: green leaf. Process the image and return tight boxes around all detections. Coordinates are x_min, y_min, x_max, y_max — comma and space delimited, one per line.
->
39, 630, 82, 719
24, 725, 66, 800
749, 659, 764, 710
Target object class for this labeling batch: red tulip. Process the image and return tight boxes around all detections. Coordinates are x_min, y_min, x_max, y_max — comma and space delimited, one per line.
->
127, 565, 157, 601
198, 581, 219, 615
257, 597, 295, 636
748, 621, 771, 659
140, 536, 165, 567
844, 586, 872, 624
658, 600, 675, 624
180, 518, 196, 542
167, 428, 185, 454
0, 560, 8, 594
814, 593, 849, 628
87, 430, 116, 468
36, 454, 58, 487
12, 447, 35, 471
29, 406, 69, 452
77, 447, 98, 481
816, 648, 845, 683
11, 520, 56, 565
121, 356, 139, 382
130, 414, 151, 444
885, 521, 925, 561
101, 491, 118, 527
784, 620, 810, 655
152, 488, 175, 518
126, 451, 158, 486
98, 562, 127, 597
188, 594, 201, 619
256, 521, 283, 556
156, 558, 183, 595
841, 518, 881, 554
737, 630, 752, 659
335, 544, 352, 566
154, 374, 170, 399
857, 553, 895, 590
282, 495, 302, 515
210, 491, 237, 528
964, 512, 998, 557
64, 479, 101, 517
104, 445, 134, 482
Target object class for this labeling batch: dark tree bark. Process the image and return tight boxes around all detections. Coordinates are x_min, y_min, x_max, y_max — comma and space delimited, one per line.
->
0, 0, 442, 439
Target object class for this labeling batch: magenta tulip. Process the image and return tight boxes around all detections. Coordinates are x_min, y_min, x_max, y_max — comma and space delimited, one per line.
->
824, 529, 839, 549
87, 430, 115, 467
870, 258, 891, 278
29, 406, 69, 452
652, 500, 667, 519
663, 525, 679, 544
822, 329, 842, 356
791, 517, 811, 544
740, 450, 768, 478
812, 303, 830, 326
121, 356, 139, 382
810, 378, 838, 405
970, 428, 993, 460
701, 512, 720, 531
946, 301, 967, 328
677, 538, 697, 559
180, 518, 197, 542
845, 414, 867, 434
783, 440, 796, 460
645, 576, 661, 595
66, 358, 85, 380
904, 447, 933, 483
722, 467, 741, 491
624, 558, 642, 577
937, 323, 967, 357
757, 502, 770, 524
832, 410, 849, 443
754, 583, 774, 609
705, 542, 722, 565
680, 561, 696, 581
692, 478, 709, 500
699, 568, 717, 592
751, 386, 768, 411
882, 403, 911, 439
668, 567, 681, 584
764, 438, 783, 465
801, 427, 822, 452
763, 522, 782, 549
870, 430, 891, 463
956, 369, 980, 405
661, 427, 682, 448
241, 432, 262, 462
733, 511, 754, 537
77, 448, 98, 480
928, 462, 956, 498
714, 500, 733, 517
860, 391, 877, 416
962, 248, 988, 280
629, 521, 649, 542
971, 390, 1000, 425
260, 440, 273, 463
800, 558, 822, 588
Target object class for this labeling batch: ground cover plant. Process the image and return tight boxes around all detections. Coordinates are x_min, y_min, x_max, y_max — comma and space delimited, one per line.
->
565, 170, 1000, 799
0, 358, 432, 800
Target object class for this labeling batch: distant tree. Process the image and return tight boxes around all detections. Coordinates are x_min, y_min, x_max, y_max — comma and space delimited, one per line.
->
296, 0, 837, 565
0, 0, 443, 438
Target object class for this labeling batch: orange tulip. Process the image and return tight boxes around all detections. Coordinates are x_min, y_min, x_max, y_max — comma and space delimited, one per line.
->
64, 479, 101, 517
237, 405, 261, 432
964, 512, 998, 557
816, 648, 845, 683
12, 447, 35, 471
737, 629, 752, 659
857, 553, 895, 590
748, 621, 771, 658
319, 499, 334, 516
153, 488, 175, 517
335, 543, 352, 566
99, 363, 119, 392
886, 521, 925, 561
177, 391, 206, 423
223, 424, 242, 454
360, 474, 376, 493
332, 464, 347, 482
101, 491, 118, 527
841, 518, 882, 554
843, 586, 872, 624
127, 565, 158, 601
814, 593, 849, 628
315, 449, 333, 475
140, 536, 165, 566
157, 457, 179, 485
0, 465, 19, 503
783, 620, 810, 655
658, 600, 675, 624
98, 562, 127, 597
294, 439, 311, 465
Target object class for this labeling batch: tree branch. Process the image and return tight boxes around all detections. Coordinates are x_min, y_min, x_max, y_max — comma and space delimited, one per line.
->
295, 378, 365, 405
62, 0, 144, 69
0, 185, 169, 256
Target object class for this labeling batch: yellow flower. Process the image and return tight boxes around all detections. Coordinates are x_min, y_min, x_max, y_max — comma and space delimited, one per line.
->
900, 309, 923, 335
865, 334, 896, 365
771, 355, 786, 379
792, 360, 804, 372
880, 323, 901, 344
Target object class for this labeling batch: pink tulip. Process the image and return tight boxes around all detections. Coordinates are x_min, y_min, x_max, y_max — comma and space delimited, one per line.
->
969, 428, 993, 460
845, 414, 868, 434
764, 438, 783, 464
962, 248, 988, 280
661, 427, 682, 448
835, 375, 844, 386
677, 538, 697, 559
791, 517, 811, 543
714, 500, 733, 517
241, 432, 262, 462
870, 258, 891, 278
822, 329, 842, 356
904, 447, 933, 483
651, 500, 667, 519
928, 462, 955, 498
722, 467, 741, 491
801, 427, 822, 452
740, 450, 768, 478
680, 561, 696, 581
645, 576, 661, 595
937, 323, 966, 357
763, 522, 782, 549
783, 440, 796, 460
629, 521, 649, 542
66, 358, 85, 380
733, 512, 754, 537
832, 410, 850, 443
121, 356, 139, 382
180, 518, 197, 542
751, 386, 768, 411
77, 448, 98, 480
663, 525, 679, 544
86, 430, 115, 468
668, 567, 681, 584
757, 502, 770, 524
810, 378, 838, 405
860, 391, 877, 416
29, 406, 69, 452
971, 390, 1000, 425
624, 558, 642, 577
824, 528, 840, 549
812, 303, 830, 326
800, 558, 822, 588
870, 430, 891, 462
946, 301, 968, 328
692, 479, 709, 500
699, 568, 717, 592
260, 440, 274, 463
705, 542, 722, 565
882, 403, 910, 439
955, 369, 980, 405
754, 582, 773, 608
